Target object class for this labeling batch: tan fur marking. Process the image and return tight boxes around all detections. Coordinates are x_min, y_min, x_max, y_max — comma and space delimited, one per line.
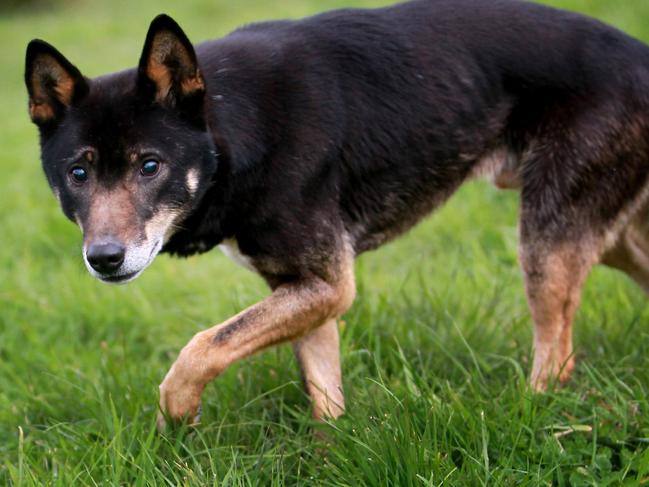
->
471, 147, 521, 190
522, 243, 598, 390
147, 62, 173, 101
157, 242, 356, 427
293, 319, 345, 419
219, 237, 256, 272
29, 102, 55, 122
145, 208, 181, 244
181, 72, 205, 94
54, 75, 75, 106
146, 32, 204, 102
85, 189, 138, 244
185, 168, 200, 195
29, 54, 76, 122
602, 205, 649, 294
87, 187, 181, 245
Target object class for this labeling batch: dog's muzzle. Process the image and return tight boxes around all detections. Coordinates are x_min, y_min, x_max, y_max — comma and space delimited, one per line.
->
83, 238, 163, 284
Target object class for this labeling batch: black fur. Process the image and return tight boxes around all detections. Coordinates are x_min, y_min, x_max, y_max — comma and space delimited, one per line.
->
165, 0, 649, 279
26, 0, 649, 283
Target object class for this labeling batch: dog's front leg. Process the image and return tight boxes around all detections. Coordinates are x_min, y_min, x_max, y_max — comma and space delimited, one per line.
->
157, 267, 355, 428
293, 318, 345, 420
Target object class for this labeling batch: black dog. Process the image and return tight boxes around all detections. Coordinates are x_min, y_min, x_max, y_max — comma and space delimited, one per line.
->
25, 0, 649, 428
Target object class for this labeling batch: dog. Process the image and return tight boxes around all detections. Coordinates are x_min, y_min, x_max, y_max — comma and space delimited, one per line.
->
24, 0, 649, 428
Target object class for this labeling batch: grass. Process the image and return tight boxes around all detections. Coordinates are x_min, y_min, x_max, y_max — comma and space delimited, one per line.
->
2, 0, 649, 484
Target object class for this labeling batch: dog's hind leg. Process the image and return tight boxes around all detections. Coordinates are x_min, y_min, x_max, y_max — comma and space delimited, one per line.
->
521, 238, 599, 391
516, 98, 649, 391
602, 208, 649, 295
293, 318, 345, 419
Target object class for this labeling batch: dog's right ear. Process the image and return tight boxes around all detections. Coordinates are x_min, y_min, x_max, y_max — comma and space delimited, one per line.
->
25, 40, 88, 127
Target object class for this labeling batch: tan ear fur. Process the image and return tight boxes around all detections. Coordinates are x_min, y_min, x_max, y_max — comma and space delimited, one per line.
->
28, 53, 77, 122
145, 30, 204, 102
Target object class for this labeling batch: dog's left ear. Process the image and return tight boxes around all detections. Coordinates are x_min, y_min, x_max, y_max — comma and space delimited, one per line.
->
138, 14, 205, 106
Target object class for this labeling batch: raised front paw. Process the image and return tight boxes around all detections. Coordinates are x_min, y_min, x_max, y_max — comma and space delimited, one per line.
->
157, 378, 204, 431
156, 331, 218, 431
156, 355, 208, 432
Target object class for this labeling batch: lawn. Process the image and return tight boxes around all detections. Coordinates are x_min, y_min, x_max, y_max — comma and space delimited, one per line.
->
2, 0, 649, 485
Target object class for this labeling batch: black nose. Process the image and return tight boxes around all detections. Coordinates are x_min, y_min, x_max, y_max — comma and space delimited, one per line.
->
86, 242, 126, 274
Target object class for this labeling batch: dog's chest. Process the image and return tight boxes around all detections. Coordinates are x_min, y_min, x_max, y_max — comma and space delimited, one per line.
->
219, 238, 257, 272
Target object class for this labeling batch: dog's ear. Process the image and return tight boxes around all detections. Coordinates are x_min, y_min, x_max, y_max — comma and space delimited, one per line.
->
25, 40, 89, 126
138, 14, 205, 106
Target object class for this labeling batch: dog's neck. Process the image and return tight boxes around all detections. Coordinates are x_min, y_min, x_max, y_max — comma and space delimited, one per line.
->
160, 46, 284, 257
161, 154, 235, 257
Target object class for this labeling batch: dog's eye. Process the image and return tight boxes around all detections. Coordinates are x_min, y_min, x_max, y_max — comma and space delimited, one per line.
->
70, 166, 88, 183
141, 160, 160, 177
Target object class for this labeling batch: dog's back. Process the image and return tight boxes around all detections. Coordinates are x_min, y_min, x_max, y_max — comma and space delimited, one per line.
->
178, 0, 649, 258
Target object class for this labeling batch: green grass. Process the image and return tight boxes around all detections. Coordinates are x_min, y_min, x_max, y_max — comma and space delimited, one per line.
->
2, 0, 649, 484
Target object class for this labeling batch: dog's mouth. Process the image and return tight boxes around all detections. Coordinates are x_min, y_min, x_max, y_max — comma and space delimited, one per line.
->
98, 270, 142, 284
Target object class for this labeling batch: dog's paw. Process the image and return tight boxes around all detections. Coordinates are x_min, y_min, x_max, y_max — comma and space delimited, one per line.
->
156, 402, 202, 433
558, 356, 575, 384
530, 356, 575, 393
157, 379, 204, 432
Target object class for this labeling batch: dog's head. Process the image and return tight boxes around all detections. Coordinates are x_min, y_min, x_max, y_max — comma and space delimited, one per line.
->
25, 15, 217, 284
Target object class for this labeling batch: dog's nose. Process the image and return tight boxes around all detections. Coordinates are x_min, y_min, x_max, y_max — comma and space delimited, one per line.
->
86, 242, 126, 274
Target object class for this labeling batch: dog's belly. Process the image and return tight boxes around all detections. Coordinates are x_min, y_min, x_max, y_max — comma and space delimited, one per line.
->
345, 147, 522, 254
470, 147, 522, 190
